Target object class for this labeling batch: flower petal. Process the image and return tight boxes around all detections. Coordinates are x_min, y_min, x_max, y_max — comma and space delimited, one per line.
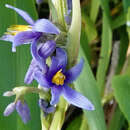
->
16, 100, 31, 124
0, 34, 14, 42
3, 102, 16, 116
24, 59, 40, 84
0, 34, 16, 52
32, 19, 60, 34
13, 31, 38, 47
65, 58, 84, 83
31, 38, 47, 72
38, 40, 56, 58
63, 85, 95, 110
5, 4, 34, 25
48, 48, 67, 75
67, 0, 72, 10
34, 71, 51, 88
50, 86, 62, 105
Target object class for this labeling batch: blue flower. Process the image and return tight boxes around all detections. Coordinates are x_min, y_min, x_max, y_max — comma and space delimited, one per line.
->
0, 4, 60, 52
33, 48, 95, 110
24, 40, 56, 84
4, 100, 30, 124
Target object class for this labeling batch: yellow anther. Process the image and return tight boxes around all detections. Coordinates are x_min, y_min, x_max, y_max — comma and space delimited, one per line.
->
6, 25, 32, 36
52, 69, 66, 86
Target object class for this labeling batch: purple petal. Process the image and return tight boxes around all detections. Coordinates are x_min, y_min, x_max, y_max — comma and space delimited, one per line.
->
67, 0, 72, 10
56, 48, 67, 69
34, 71, 51, 88
36, 0, 43, 5
13, 31, 38, 47
65, 58, 84, 83
39, 99, 48, 108
31, 38, 47, 72
5, 4, 34, 25
38, 40, 56, 59
32, 19, 60, 34
46, 106, 55, 113
65, 15, 72, 25
0, 34, 14, 42
0, 34, 16, 52
3, 102, 16, 116
24, 59, 40, 84
39, 99, 55, 114
16, 100, 31, 124
63, 85, 95, 110
48, 48, 67, 75
50, 86, 62, 105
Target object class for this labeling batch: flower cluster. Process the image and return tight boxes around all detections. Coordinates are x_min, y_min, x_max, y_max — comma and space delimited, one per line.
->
1, 4, 94, 124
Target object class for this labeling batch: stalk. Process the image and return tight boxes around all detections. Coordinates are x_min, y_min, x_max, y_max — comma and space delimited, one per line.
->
67, 0, 81, 67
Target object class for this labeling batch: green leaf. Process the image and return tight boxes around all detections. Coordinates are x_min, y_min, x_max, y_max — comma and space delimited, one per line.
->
90, 0, 100, 23
111, 12, 126, 30
79, 114, 89, 130
116, 27, 129, 73
0, 0, 40, 130
112, 75, 130, 123
108, 106, 125, 130
123, 0, 130, 12
66, 114, 82, 130
74, 47, 106, 130
96, 13, 112, 95
82, 13, 98, 44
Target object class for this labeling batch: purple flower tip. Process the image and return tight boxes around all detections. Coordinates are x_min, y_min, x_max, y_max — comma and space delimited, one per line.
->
16, 100, 31, 124
4, 102, 16, 116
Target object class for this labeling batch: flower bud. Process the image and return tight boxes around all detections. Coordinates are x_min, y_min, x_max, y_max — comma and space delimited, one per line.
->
38, 40, 56, 58
4, 102, 16, 116
16, 100, 31, 124
39, 99, 55, 115
3, 91, 15, 97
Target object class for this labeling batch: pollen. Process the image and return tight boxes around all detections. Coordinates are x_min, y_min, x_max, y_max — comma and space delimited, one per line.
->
6, 25, 32, 36
52, 69, 66, 86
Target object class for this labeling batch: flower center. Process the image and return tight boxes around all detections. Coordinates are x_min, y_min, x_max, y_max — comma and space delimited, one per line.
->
52, 69, 66, 85
5, 25, 32, 36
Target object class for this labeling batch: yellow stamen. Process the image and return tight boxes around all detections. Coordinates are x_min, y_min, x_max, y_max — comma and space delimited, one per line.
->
52, 69, 66, 86
5, 25, 32, 36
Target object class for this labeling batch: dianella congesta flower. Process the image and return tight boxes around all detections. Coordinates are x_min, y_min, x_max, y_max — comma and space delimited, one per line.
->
32, 47, 94, 110
0, 4, 60, 52
4, 100, 30, 124
24, 40, 56, 84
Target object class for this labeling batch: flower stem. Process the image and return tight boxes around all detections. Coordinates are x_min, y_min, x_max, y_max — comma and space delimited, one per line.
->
52, 0, 67, 30
67, 0, 81, 67
40, 111, 50, 130
49, 97, 68, 130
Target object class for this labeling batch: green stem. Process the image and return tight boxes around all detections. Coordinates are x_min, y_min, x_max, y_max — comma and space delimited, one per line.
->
13, 86, 50, 100
41, 110, 50, 130
49, 97, 68, 130
38, 85, 51, 130
52, 0, 67, 30
80, 115, 89, 130
67, 0, 81, 67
